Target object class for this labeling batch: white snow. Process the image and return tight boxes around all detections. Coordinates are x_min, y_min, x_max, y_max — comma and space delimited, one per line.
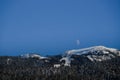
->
6, 58, 12, 64
60, 56, 73, 67
87, 55, 94, 61
66, 46, 119, 55
54, 64, 61, 68
21, 53, 47, 59
64, 46, 120, 62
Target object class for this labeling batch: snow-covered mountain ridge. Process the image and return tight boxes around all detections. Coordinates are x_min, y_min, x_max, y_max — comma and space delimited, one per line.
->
19, 46, 120, 67
64, 46, 120, 62
21, 53, 47, 59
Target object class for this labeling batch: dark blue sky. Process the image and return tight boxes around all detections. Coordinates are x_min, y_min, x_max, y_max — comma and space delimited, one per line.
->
0, 0, 120, 56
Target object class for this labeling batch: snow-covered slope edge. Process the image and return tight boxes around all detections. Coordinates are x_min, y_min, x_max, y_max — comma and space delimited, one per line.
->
63, 46, 120, 62
21, 53, 47, 59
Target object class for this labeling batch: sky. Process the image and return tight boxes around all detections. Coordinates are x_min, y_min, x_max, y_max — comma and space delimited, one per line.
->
0, 0, 120, 56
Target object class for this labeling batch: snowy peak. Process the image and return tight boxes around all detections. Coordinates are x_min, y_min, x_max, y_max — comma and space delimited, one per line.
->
19, 46, 120, 67
20, 53, 47, 59
66, 46, 120, 55
64, 46, 120, 62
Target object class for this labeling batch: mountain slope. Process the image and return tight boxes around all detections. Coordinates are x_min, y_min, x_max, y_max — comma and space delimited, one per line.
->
0, 46, 120, 80
20, 53, 48, 59
62, 46, 120, 62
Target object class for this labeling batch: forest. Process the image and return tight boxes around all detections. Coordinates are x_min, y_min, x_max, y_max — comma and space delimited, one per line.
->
0, 56, 120, 80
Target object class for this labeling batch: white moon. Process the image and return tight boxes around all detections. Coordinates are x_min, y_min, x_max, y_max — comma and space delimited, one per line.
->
76, 40, 80, 45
